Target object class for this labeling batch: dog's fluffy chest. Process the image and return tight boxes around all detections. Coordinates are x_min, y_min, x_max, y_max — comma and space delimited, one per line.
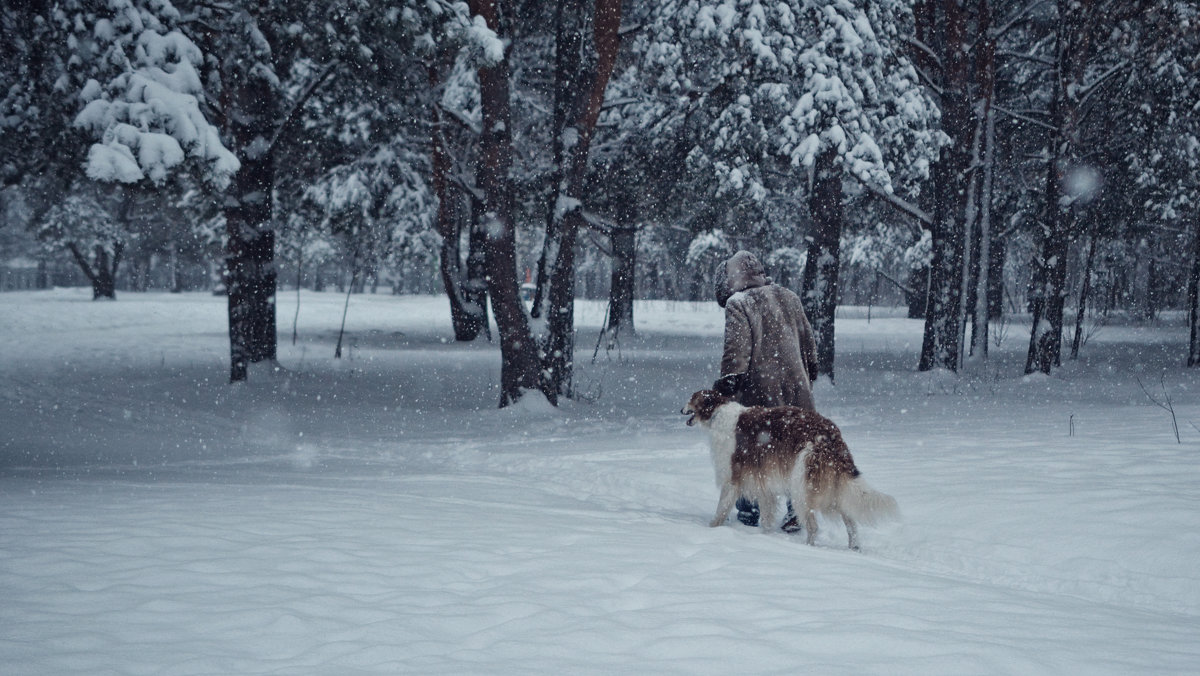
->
706, 403, 745, 483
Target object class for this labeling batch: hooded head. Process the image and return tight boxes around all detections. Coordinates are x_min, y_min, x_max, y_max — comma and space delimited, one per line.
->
714, 250, 771, 307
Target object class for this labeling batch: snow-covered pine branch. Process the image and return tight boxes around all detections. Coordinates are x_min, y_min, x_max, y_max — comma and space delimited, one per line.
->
625, 0, 940, 208
70, 1, 238, 188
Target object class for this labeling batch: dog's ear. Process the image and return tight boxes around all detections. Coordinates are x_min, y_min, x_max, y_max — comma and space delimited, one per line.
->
692, 389, 727, 420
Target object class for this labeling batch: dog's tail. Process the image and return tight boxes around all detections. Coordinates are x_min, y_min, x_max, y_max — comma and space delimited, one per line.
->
837, 476, 900, 527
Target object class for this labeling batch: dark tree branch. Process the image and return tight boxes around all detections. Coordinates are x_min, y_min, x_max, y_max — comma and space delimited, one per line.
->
264, 60, 340, 158
851, 174, 932, 227
438, 103, 483, 135
994, 104, 1058, 131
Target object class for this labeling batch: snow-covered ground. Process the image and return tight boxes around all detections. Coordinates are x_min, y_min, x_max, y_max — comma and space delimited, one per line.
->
2, 288, 1199, 675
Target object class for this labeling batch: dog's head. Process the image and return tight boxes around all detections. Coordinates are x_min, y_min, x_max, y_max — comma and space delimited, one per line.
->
681, 389, 731, 427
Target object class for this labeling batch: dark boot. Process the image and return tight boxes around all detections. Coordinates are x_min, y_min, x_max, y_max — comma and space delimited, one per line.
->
736, 497, 759, 527
781, 501, 801, 533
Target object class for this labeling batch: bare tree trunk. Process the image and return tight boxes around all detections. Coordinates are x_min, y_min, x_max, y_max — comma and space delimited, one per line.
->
223, 61, 278, 383
465, 205, 492, 340
958, 110, 984, 368
225, 150, 277, 382
919, 0, 972, 372
470, 0, 554, 407
292, 236, 302, 345
607, 222, 636, 339
335, 260, 356, 359
967, 0, 996, 361
66, 241, 122, 300
169, 240, 182, 293
36, 257, 49, 290
1025, 44, 1075, 375
1025, 0, 1118, 374
430, 64, 487, 342
540, 0, 623, 398
907, 264, 929, 319
1188, 220, 1200, 367
987, 229, 1006, 320
1025, 196, 1071, 373
1070, 232, 1097, 360
802, 149, 843, 382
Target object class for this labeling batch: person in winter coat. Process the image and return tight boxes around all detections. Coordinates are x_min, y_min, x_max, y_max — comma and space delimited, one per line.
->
712, 250, 819, 530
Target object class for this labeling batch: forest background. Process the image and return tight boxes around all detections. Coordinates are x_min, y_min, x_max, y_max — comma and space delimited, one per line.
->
2, 0, 1199, 406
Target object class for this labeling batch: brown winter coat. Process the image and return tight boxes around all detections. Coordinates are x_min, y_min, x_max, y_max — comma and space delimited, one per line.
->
716, 251, 818, 410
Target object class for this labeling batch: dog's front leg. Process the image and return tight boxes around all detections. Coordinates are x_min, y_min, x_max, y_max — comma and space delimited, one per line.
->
710, 483, 737, 527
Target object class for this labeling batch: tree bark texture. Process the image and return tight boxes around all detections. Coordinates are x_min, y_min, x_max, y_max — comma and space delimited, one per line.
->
969, 1, 996, 360
430, 65, 487, 342
907, 264, 929, 319
1070, 233, 1097, 360
607, 221, 637, 339
987, 229, 1006, 320
1188, 221, 1200, 367
224, 68, 278, 383
918, 0, 972, 372
66, 241, 122, 300
540, 0, 623, 398
802, 149, 843, 382
1025, 0, 1118, 374
470, 0, 553, 407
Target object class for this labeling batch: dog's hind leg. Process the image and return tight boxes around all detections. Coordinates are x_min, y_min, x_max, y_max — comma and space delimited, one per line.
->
710, 483, 738, 527
842, 514, 859, 551
804, 509, 819, 545
757, 496, 777, 533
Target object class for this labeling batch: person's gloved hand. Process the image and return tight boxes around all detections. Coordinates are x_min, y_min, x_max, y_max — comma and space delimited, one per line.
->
713, 373, 744, 397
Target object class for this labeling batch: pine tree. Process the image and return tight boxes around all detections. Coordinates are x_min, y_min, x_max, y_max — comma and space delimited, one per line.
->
625, 0, 940, 381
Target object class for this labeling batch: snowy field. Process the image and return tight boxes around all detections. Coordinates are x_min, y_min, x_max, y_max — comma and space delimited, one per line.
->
3, 288, 1200, 675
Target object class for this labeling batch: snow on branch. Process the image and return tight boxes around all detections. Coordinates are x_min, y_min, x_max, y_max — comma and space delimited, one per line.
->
630, 0, 941, 206
851, 172, 932, 228
74, 4, 238, 188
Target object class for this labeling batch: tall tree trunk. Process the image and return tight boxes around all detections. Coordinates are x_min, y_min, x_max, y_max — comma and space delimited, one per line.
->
987, 229, 1006, 320
430, 65, 487, 342
1188, 221, 1200, 367
224, 71, 278, 383
540, 0, 623, 398
907, 264, 929, 319
470, 0, 553, 407
225, 155, 276, 381
969, 11, 996, 360
1025, 109, 1073, 374
1070, 232, 1097, 360
607, 222, 636, 339
1025, 0, 1103, 374
919, 0, 972, 372
802, 149, 843, 382
213, 20, 338, 383
958, 111, 984, 366
464, 203, 492, 339
919, 151, 969, 371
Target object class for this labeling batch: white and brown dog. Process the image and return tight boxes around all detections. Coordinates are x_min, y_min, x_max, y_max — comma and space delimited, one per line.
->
683, 389, 898, 549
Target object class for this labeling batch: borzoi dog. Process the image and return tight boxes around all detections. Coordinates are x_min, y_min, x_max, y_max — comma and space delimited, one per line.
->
683, 389, 898, 550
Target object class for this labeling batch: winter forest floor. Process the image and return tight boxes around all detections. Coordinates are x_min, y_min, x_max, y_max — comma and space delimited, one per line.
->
2, 288, 1200, 674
